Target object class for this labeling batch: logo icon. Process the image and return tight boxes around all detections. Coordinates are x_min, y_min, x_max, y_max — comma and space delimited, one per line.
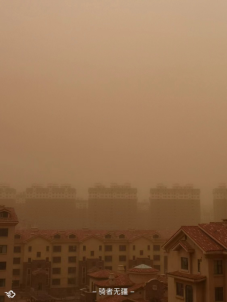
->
5, 291, 16, 298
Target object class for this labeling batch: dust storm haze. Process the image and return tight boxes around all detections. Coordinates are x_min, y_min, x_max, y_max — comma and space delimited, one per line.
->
1, 0, 227, 204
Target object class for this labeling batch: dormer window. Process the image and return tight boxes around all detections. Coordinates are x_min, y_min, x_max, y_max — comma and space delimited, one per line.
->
105, 234, 111, 239
54, 234, 61, 239
119, 234, 125, 239
0, 211, 9, 218
14, 234, 21, 239
153, 234, 159, 239
69, 234, 76, 239
181, 257, 188, 270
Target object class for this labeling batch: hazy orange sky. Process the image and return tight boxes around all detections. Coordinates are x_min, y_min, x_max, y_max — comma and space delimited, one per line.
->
1, 1, 227, 202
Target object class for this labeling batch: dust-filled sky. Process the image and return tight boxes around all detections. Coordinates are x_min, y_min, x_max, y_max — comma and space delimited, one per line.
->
1, 1, 227, 202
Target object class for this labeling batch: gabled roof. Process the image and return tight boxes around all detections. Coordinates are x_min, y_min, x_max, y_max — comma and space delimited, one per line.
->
199, 223, 227, 249
172, 241, 195, 253
163, 226, 224, 253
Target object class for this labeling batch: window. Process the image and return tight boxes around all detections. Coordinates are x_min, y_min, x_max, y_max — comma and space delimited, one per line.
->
154, 265, 160, 270
133, 256, 135, 260
46, 257, 49, 261
0, 279, 5, 287
105, 245, 112, 252
52, 268, 61, 274
0, 246, 7, 254
68, 256, 76, 263
53, 246, 61, 252
53, 257, 61, 263
28, 258, 31, 263
69, 246, 76, 252
14, 246, 21, 253
0, 211, 9, 218
13, 269, 20, 276
153, 234, 159, 239
119, 245, 126, 251
0, 262, 6, 270
119, 255, 126, 262
13, 258, 20, 264
105, 256, 112, 262
0, 229, 8, 237
52, 279, 60, 285
90, 251, 94, 256
154, 255, 160, 261
119, 234, 125, 239
83, 246, 86, 251
140, 250, 143, 256
27, 269, 31, 274
37, 252, 41, 258
68, 278, 75, 285
28, 246, 32, 252
99, 256, 102, 260
69, 234, 76, 239
0, 296, 5, 302
99, 245, 102, 251
105, 234, 111, 239
153, 245, 160, 251
83, 257, 86, 261
133, 245, 135, 251
181, 257, 188, 270
214, 260, 223, 275
147, 245, 150, 251
215, 287, 223, 301
46, 246, 49, 252
12, 280, 19, 287
68, 267, 76, 274
105, 266, 112, 270
14, 234, 20, 239
152, 285, 157, 290
176, 282, 184, 297
198, 259, 201, 273
54, 234, 60, 239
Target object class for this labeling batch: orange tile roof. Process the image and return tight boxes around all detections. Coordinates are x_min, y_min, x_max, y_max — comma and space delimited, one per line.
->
168, 271, 206, 282
95, 274, 134, 288
88, 270, 119, 279
199, 223, 227, 249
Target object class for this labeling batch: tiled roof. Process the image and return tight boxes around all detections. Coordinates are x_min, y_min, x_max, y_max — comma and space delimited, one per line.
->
128, 264, 159, 274
172, 240, 195, 253
180, 226, 224, 252
128, 283, 145, 292
168, 271, 206, 282
199, 223, 227, 249
0, 206, 18, 224
95, 274, 134, 288
13, 229, 168, 243
88, 270, 119, 279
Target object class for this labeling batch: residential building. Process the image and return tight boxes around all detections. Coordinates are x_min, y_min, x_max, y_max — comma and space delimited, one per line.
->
24, 184, 77, 229
163, 220, 227, 302
150, 184, 201, 230
0, 206, 18, 301
0, 184, 16, 207
213, 184, 227, 222
88, 184, 137, 230
11, 228, 169, 296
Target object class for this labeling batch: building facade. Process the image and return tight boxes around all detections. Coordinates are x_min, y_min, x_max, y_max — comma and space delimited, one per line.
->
11, 229, 168, 296
163, 220, 227, 302
150, 184, 201, 230
88, 184, 137, 230
0, 184, 16, 207
0, 206, 18, 302
213, 184, 227, 222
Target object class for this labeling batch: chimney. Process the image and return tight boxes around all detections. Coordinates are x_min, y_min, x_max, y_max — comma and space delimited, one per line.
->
117, 265, 125, 273
108, 273, 115, 286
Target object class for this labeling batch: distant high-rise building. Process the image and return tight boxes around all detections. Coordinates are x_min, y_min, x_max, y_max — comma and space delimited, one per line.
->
150, 184, 201, 230
24, 184, 77, 229
0, 184, 16, 207
213, 184, 227, 222
88, 183, 137, 229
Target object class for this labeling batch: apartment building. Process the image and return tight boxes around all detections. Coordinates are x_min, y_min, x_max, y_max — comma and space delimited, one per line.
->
24, 184, 77, 229
150, 184, 201, 230
0, 184, 16, 207
0, 206, 18, 302
88, 183, 137, 230
163, 220, 227, 302
11, 229, 168, 296
213, 184, 227, 222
